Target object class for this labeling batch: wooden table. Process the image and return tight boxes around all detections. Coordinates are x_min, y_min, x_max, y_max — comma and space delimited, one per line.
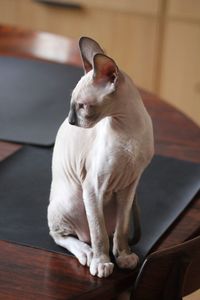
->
0, 25, 200, 299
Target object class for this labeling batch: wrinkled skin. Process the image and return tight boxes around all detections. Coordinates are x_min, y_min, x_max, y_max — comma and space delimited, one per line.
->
48, 37, 154, 278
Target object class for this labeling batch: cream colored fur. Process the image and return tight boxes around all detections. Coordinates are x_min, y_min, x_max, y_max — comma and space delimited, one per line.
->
48, 37, 154, 278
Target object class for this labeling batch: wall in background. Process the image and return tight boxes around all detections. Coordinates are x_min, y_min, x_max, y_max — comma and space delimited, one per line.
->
0, 0, 199, 126
160, 0, 200, 127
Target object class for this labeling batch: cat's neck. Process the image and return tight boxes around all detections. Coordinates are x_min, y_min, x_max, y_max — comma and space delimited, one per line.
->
106, 74, 149, 135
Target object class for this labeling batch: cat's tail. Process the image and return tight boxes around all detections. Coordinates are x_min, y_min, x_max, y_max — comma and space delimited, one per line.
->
129, 194, 141, 245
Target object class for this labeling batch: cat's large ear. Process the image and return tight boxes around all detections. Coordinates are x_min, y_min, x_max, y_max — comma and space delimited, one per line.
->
93, 53, 119, 87
79, 37, 104, 73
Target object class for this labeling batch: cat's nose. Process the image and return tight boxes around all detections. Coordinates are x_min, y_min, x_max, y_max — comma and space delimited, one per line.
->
68, 107, 77, 126
68, 118, 76, 125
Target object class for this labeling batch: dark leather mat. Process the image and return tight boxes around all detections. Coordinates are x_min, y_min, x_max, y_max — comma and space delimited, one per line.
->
0, 56, 83, 146
0, 146, 199, 259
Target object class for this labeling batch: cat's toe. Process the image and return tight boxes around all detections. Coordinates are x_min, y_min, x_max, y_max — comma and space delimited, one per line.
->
77, 245, 93, 266
98, 262, 114, 278
78, 252, 87, 266
90, 256, 114, 278
116, 252, 139, 269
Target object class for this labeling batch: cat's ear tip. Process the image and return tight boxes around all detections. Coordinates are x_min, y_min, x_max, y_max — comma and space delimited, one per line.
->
79, 36, 91, 46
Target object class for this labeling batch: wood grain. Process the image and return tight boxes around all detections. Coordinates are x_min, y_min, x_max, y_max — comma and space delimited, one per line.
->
167, 0, 200, 21
1, 0, 199, 125
0, 241, 137, 300
36, 0, 161, 14
0, 25, 199, 299
133, 236, 200, 300
160, 20, 200, 126
0, 0, 160, 92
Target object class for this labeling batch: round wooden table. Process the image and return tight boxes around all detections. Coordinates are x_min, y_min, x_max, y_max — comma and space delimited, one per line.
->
0, 25, 199, 300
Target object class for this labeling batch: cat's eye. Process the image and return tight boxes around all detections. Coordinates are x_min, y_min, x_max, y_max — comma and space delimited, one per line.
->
77, 103, 96, 117
78, 103, 84, 110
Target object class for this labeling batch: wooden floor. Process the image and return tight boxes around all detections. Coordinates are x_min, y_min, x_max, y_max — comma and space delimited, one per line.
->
0, 25, 200, 300
184, 290, 200, 300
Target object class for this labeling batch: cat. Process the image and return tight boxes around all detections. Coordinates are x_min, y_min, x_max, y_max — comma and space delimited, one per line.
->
48, 37, 154, 278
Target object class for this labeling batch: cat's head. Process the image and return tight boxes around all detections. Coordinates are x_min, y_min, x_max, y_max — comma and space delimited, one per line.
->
68, 37, 119, 128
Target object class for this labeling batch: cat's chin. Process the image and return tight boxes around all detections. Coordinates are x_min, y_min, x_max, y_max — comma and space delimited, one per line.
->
77, 122, 97, 129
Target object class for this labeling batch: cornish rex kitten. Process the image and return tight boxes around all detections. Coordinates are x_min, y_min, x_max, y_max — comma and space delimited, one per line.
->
48, 37, 154, 278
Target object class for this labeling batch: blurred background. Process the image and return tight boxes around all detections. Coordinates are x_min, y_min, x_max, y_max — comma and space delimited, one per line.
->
0, 1, 200, 299
0, 0, 199, 126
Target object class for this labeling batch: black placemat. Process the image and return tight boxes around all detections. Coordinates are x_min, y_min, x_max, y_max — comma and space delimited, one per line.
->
0, 146, 199, 259
134, 156, 200, 258
0, 56, 83, 146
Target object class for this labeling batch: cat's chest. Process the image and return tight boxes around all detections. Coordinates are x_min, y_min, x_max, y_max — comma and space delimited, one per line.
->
98, 136, 139, 166
88, 137, 140, 190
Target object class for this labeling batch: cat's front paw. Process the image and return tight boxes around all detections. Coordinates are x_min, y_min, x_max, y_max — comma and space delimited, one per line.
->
116, 252, 139, 269
90, 255, 114, 278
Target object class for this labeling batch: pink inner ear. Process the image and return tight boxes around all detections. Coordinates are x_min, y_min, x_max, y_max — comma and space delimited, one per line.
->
93, 54, 118, 84
102, 62, 115, 77
98, 62, 117, 84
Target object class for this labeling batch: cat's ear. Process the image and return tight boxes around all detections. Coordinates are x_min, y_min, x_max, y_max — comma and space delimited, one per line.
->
93, 53, 119, 87
79, 37, 104, 73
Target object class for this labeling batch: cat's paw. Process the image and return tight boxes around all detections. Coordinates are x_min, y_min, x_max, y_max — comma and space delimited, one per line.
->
90, 255, 114, 278
76, 243, 93, 267
116, 252, 139, 269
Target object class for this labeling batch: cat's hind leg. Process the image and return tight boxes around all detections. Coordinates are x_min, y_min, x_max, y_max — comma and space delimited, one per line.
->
48, 201, 93, 267
113, 179, 140, 270
50, 231, 93, 267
